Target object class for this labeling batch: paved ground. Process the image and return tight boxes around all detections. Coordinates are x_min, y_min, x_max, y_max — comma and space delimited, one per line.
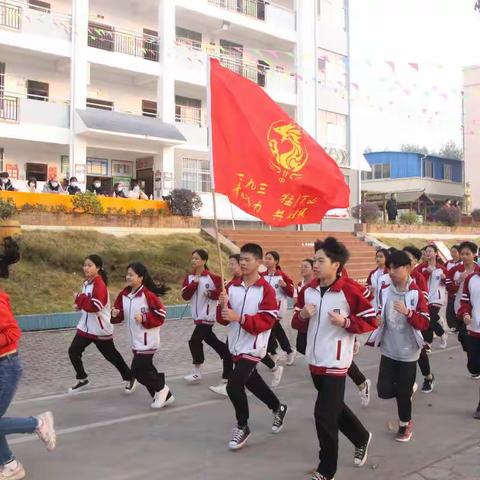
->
7, 317, 480, 480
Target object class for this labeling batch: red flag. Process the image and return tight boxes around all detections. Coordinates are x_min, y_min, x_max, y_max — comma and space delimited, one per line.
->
209, 59, 349, 227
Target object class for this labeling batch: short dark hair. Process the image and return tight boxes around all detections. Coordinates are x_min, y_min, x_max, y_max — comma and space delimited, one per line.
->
241, 243, 263, 260
425, 244, 438, 253
451, 244, 460, 252
27, 177, 37, 186
192, 249, 209, 270
229, 254, 240, 263
302, 258, 314, 267
387, 250, 411, 268
314, 237, 350, 270
0, 172, 9, 178
403, 245, 422, 261
376, 248, 391, 262
459, 241, 478, 255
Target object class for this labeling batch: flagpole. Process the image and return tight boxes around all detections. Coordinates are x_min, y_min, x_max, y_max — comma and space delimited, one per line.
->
206, 56, 226, 288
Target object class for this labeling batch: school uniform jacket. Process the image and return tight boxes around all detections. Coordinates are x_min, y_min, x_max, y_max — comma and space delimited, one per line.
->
112, 286, 166, 354
216, 276, 278, 362
446, 259, 461, 272
410, 269, 429, 301
366, 267, 390, 311
182, 270, 222, 324
416, 262, 447, 307
446, 264, 480, 314
0, 290, 21, 356
261, 269, 294, 320
458, 273, 480, 338
74, 276, 113, 340
292, 276, 376, 377
367, 278, 430, 349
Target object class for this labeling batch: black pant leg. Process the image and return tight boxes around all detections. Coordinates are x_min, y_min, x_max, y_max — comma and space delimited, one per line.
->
274, 322, 292, 354
395, 360, 417, 423
267, 328, 279, 355
348, 361, 366, 386
467, 335, 480, 375
429, 306, 445, 337
68, 334, 92, 379
94, 339, 132, 381
131, 353, 165, 397
261, 353, 276, 369
226, 360, 257, 427
188, 324, 206, 365
202, 326, 233, 379
245, 368, 280, 412
458, 321, 469, 352
417, 347, 431, 377
446, 298, 458, 330
311, 373, 346, 480
296, 331, 307, 355
377, 355, 397, 400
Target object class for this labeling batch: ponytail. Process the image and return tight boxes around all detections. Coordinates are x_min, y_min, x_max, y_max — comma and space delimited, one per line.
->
85, 254, 108, 285
127, 262, 169, 296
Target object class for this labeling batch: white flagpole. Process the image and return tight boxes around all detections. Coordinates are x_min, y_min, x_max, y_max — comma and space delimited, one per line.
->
206, 57, 226, 287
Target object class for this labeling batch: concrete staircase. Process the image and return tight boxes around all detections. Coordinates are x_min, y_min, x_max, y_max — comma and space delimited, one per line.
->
220, 230, 376, 283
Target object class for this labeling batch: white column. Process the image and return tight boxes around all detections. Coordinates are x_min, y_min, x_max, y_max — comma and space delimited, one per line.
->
153, 147, 175, 198
69, 0, 89, 188
157, 0, 175, 123
295, 0, 317, 138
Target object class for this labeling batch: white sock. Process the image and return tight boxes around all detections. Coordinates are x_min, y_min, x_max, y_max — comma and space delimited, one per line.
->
194, 366, 202, 374
4, 459, 18, 470
221, 379, 228, 384
399, 420, 409, 427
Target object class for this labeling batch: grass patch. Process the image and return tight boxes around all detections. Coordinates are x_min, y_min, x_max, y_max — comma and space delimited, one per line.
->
1, 231, 229, 315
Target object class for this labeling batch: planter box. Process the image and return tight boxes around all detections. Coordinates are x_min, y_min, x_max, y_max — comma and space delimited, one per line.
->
355, 223, 480, 235
18, 211, 200, 229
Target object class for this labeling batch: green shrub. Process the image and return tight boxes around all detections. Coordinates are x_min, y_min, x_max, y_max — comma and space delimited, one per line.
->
0, 198, 17, 220
351, 203, 381, 223
170, 189, 202, 217
71, 192, 104, 215
399, 211, 418, 225
49, 204, 69, 214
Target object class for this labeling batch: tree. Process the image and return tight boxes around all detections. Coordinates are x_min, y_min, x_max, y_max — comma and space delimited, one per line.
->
400, 144, 429, 155
438, 140, 463, 160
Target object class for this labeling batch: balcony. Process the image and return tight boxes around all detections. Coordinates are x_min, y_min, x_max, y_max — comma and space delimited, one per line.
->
0, 1, 71, 54
87, 23, 159, 61
175, 104, 206, 127
175, 38, 296, 104
208, 0, 266, 20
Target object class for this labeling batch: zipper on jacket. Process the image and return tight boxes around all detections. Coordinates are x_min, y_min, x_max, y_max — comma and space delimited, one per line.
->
336, 340, 342, 361
233, 286, 250, 356
144, 332, 147, 346
313, 290, 324, 365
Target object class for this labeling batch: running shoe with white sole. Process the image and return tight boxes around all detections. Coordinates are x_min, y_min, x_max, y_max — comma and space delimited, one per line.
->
271, 366, 284, 388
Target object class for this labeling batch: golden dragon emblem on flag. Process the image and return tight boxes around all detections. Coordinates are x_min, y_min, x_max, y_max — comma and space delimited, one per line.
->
267, 120, 309, 183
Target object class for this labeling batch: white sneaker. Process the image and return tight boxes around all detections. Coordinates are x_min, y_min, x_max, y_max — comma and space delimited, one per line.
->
285, 350, 297, 366
124, 378, 138, 395
151, 386, 171, 409
359, 378, 371, 408
439, 334, 448, 349
35, 411, 56, 452
0, 461, 25, 480
209, 382, 228, 397
184, 372, 202, 384
271, 366, 284, 388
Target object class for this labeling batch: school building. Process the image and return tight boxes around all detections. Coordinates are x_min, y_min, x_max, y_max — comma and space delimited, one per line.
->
0, 0, 355, 227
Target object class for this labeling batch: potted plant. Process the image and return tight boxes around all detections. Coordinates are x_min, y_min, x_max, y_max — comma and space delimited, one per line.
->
0, 198, 20, 240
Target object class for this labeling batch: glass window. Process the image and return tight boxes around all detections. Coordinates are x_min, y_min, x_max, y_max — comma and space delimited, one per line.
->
318, 0, 346, 30
424, 159, 433, 178
112, 160, 133, 177
181, 158, 211, 193
86, 158, 108, 176
176, 27, 202, 49
317, 48, 347, 88
443, 164, 452, 181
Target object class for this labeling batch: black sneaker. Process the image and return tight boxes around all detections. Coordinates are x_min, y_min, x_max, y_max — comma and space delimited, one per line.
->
474, 406, 480, 420
271, 403, 288, 433
68, 378, 89, 393
228, 425, 251, 450
354, 431, 372, 467
421, 374, 435, 393
124, 378, 138, 395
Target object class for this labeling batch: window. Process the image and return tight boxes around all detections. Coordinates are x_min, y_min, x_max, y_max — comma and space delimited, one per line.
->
175, 95, 202, 126
372, 163, 390, 180
176, 27, 202, 49
26, 162, 48, 181
86, 98, 114, 111
28, 0, 51, 12
362, 170, 373, 181
318, 111, 347, 149
317, 48, 347, 88
86, 158, 108, 176
424, 159, 433, 178
27, 80, 49, 101
443, 163, 452, 181
60, 155, 69, 176
112, 160, 133, 177
257, 60, 269, 88
142, 100, 157, 118
318, 0, 346, 30
182, 158, 211, 193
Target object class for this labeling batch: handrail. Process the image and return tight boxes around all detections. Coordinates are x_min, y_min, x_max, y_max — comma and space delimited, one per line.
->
0, 95, 18, 121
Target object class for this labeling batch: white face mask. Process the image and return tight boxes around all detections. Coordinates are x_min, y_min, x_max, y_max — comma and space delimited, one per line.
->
29, 183, 35, 188
94, 182, 101, 188
1, 178, 8, 184
133, 186, 140, 192
117, 186, 123, 191
51, 181, 58, 188
71, 182, 78, 188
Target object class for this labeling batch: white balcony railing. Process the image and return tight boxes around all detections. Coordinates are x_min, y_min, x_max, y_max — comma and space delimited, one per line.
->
0, 1, 71, 41
175, 104, 206, 127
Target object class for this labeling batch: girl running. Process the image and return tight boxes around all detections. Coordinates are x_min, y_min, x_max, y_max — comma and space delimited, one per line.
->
295, 259, 315, 355
446, 245, 462, 332
182, 249, 232, 388
69, 255, 135, 394
262, 251, 296, 365
112, 262, 173, 409
366, 249, 391, 312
